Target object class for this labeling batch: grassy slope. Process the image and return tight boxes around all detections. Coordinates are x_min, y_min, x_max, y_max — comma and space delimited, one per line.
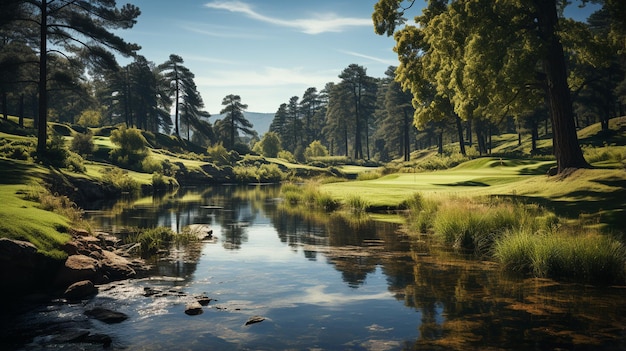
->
0, 158, 71, 258
321, 118, 626, 231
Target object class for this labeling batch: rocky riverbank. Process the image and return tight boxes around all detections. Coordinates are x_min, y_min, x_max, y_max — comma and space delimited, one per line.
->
0, 228, 150, 304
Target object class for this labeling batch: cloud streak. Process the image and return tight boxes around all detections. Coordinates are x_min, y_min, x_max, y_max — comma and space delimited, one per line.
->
340, 50, 397, 65
204, 1, 372, 34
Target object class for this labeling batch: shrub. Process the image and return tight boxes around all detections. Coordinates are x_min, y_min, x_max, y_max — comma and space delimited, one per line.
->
257, 163, 284, 183
207, 143, 233, 165
356, 170, 382, 181
304, 140, 329, 161
141, 156, 163, 174
70, 132, 95, 156
278, 150, 296, 163
66, 151, 86, 173
109, 127, 148, 168
101, 167, 140, 193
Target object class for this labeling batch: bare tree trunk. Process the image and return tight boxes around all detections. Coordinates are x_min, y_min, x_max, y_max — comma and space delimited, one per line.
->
36, 0, 48, 154
534, 0, 589, 172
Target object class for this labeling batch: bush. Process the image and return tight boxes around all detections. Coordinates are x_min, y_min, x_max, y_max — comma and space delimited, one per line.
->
278, 150, 296, 163
101, 167, 140, 193
66, 151, 86, 173
70, 132, 95, 156
207, 143, 234, 165
257, 131, 282, 157
109, 127, 148, 168
141, 156, 163, 174
304, 140, 329, 161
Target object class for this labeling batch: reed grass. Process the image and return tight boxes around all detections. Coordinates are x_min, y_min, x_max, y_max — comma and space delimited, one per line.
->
494, 228, 626, 285
345, 194, 368, 213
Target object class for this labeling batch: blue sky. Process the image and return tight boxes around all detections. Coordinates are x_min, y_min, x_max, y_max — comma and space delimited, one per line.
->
119, 0, 599, 114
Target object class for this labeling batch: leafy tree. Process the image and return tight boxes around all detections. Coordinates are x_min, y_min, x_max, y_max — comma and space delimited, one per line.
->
304, 140, 329, 161
218, 94, 254, 149
10, 0, 141, 154
256, 131, 282, 158
373, 0, 590, 173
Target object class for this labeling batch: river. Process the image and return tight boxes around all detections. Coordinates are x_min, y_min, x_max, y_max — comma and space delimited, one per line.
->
3, 185, 625, 350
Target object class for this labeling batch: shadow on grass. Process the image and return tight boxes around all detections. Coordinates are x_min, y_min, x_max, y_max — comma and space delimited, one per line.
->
437, 180, 490, 187
0, 158, 34, 184
502, 183, 626, 239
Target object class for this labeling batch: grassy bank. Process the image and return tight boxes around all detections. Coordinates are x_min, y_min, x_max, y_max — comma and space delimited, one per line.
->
0, 158, 72, 259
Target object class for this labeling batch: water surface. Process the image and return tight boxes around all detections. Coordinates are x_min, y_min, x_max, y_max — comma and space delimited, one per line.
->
6, 185, 625, 350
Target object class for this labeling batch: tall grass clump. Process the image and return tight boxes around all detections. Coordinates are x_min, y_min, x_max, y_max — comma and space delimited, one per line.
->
302, 183, 338, 211
402, 192, 439, 234
135, 227, 175, 255
356, 170, 382, 181
494, 228, 626, 285
432, 199, 529, 255
345, 195, 368, 213
281, 183, 303, 204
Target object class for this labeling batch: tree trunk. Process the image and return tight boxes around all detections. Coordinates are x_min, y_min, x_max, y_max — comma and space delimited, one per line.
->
403, 108, 410, 162
19, 94, 24, 127
534, 0, 589, 172
455, 115, 466, 155
2, 92, 7, 120
36, 0, 48, 155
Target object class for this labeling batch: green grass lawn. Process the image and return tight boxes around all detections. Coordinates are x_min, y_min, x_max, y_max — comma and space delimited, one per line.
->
0, 158, 71, 258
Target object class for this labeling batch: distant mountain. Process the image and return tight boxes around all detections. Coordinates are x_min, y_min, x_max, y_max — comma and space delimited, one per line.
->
212, 111, 274, 136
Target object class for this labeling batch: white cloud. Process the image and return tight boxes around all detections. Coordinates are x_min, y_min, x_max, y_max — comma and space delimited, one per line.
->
196, 66, 339, 87
204, 1, 372, 34
339, 50, 397, 66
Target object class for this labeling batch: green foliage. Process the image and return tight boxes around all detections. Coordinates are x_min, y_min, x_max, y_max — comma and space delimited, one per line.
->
76, 109, 102, 127
494, 228, 625, 285
141, 156, 163, 174
233, 163, 285, 183
207, 142, 235, 165
65, 151, 86, 173
345, 194, 368, 213
135, 227, 175, 255
70, 132, 95, 156
581, 144, 625, 165
304, 140, 329, 161
277, 150, 296, 163
257, 131, 282, 157
356, 170, 382, 181
0, 138, 34, 161
100, 167, 140, 193
109, 127, 148, 168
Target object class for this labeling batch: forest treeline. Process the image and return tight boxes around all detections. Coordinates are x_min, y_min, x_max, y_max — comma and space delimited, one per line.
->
0, 1, 624, 169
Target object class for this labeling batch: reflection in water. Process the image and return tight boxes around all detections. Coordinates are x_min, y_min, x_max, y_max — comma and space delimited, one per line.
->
27, 185, 622, 350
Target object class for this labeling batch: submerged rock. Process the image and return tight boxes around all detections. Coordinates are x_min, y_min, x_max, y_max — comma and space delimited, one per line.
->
84, 307, 129, 324
185, 301, 204, 315
245, 316, 266, 326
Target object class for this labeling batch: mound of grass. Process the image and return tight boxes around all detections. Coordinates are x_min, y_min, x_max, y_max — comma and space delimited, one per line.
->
494, 228, 625, 285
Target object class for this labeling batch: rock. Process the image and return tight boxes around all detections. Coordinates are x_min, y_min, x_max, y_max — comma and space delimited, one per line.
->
64, 280, 97, 300
84, 307, 129, 324
0, 238, 60, 296
184, 301, 204, 315
100, 250, 136, 280
245, 316, 266, 326
195, 295, 213, 306
54, 255, 99, 287
70, 228, 90, 237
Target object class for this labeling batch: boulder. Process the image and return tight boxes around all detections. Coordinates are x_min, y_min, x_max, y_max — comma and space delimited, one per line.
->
100, 250, 136, 280
64, 280, 97, 300
0, 238, 60, 295
184, 301, 204, 315
54, 255, 99, 287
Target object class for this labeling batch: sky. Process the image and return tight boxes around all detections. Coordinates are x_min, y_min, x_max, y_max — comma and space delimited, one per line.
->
117, 0, 600, 115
